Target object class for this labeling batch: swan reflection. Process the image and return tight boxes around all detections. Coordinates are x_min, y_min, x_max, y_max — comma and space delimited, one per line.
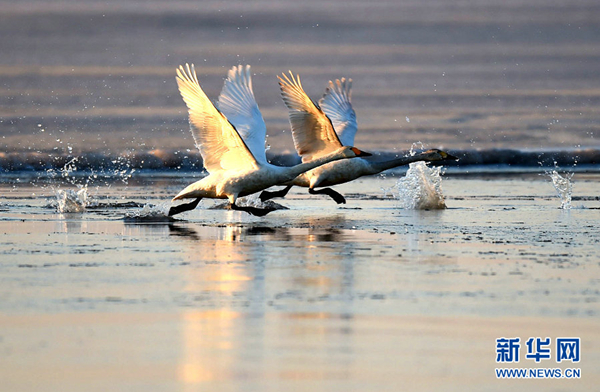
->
170, 217, 359, 386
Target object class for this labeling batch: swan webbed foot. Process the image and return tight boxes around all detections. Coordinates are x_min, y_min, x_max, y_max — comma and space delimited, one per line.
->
230, 202, 277, 217
259, 185, 293, 202
308, 187, 346, 204
168, 197, 203, 216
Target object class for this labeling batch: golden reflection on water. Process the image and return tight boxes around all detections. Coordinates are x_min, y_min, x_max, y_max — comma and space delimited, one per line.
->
177, 309, 356, 386
177, 227, 248, 385
174, 215, 359, 386
169, 213, 472, 387
178, 309, 242, 384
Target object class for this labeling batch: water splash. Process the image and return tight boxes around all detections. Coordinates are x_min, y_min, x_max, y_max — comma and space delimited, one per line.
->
45, 150, 139, 212
50, 157, 96, 213
237, 193, 266, 208
392, 142, 447, 209
408, 141, 425, 156
393, 161, 446, 210
548, 170, 573, 209
55, 185, 95, 213
124, 203, 174, 223
239, 194, 289, 211
110, 153, 136, 185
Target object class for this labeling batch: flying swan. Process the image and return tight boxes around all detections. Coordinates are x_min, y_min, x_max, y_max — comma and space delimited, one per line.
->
259, 72, 458, 204
168, 64, 371, 217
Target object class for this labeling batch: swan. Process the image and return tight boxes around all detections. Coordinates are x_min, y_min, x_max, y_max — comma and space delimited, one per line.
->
259, 72, 458, 204
168, 64, 371, 217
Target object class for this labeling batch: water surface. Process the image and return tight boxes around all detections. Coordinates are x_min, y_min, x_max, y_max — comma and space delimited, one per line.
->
1, 175, 599, 391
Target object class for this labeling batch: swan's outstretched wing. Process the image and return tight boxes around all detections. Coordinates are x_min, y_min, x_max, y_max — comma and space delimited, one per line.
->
176, 64, 258, 173
279, 71, 343, 163
217, 65, 268, 164
318, 78, 357, 146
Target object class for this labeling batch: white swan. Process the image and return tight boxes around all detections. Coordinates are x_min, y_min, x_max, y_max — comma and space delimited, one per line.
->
259, 72, 457, 204
168, 64, 371, 216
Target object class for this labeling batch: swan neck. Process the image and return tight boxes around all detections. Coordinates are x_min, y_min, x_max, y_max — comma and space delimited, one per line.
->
290, 152, 343, 177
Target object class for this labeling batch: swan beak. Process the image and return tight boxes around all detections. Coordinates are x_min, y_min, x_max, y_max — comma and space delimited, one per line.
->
441, 151, 459, 161
351, 147, 372, 157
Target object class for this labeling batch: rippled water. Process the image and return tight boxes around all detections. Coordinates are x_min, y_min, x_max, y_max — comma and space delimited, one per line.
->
2, 173, 600, 391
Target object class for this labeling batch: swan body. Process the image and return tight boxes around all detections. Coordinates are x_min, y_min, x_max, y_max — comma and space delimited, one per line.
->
170, 64, 370, 216
260, 72, 457, 204
172, 149, 363, 202
292, 158, 374, 189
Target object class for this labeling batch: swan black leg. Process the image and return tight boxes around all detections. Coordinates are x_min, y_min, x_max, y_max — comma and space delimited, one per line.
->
308, 187, 346, 204
259, 185, 293, 202
230, 202, 277, 217
168, 197, 202, 216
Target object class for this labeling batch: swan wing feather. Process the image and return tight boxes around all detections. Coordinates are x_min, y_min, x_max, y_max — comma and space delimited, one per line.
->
278, 72, 342, 162
318, 78, 358, 146
217, 65, 268, 164
176, 64, 258, 173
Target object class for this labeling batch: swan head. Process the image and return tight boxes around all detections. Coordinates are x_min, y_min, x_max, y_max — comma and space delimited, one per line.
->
340, 146, 372, 158
422, 149, 458, 161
